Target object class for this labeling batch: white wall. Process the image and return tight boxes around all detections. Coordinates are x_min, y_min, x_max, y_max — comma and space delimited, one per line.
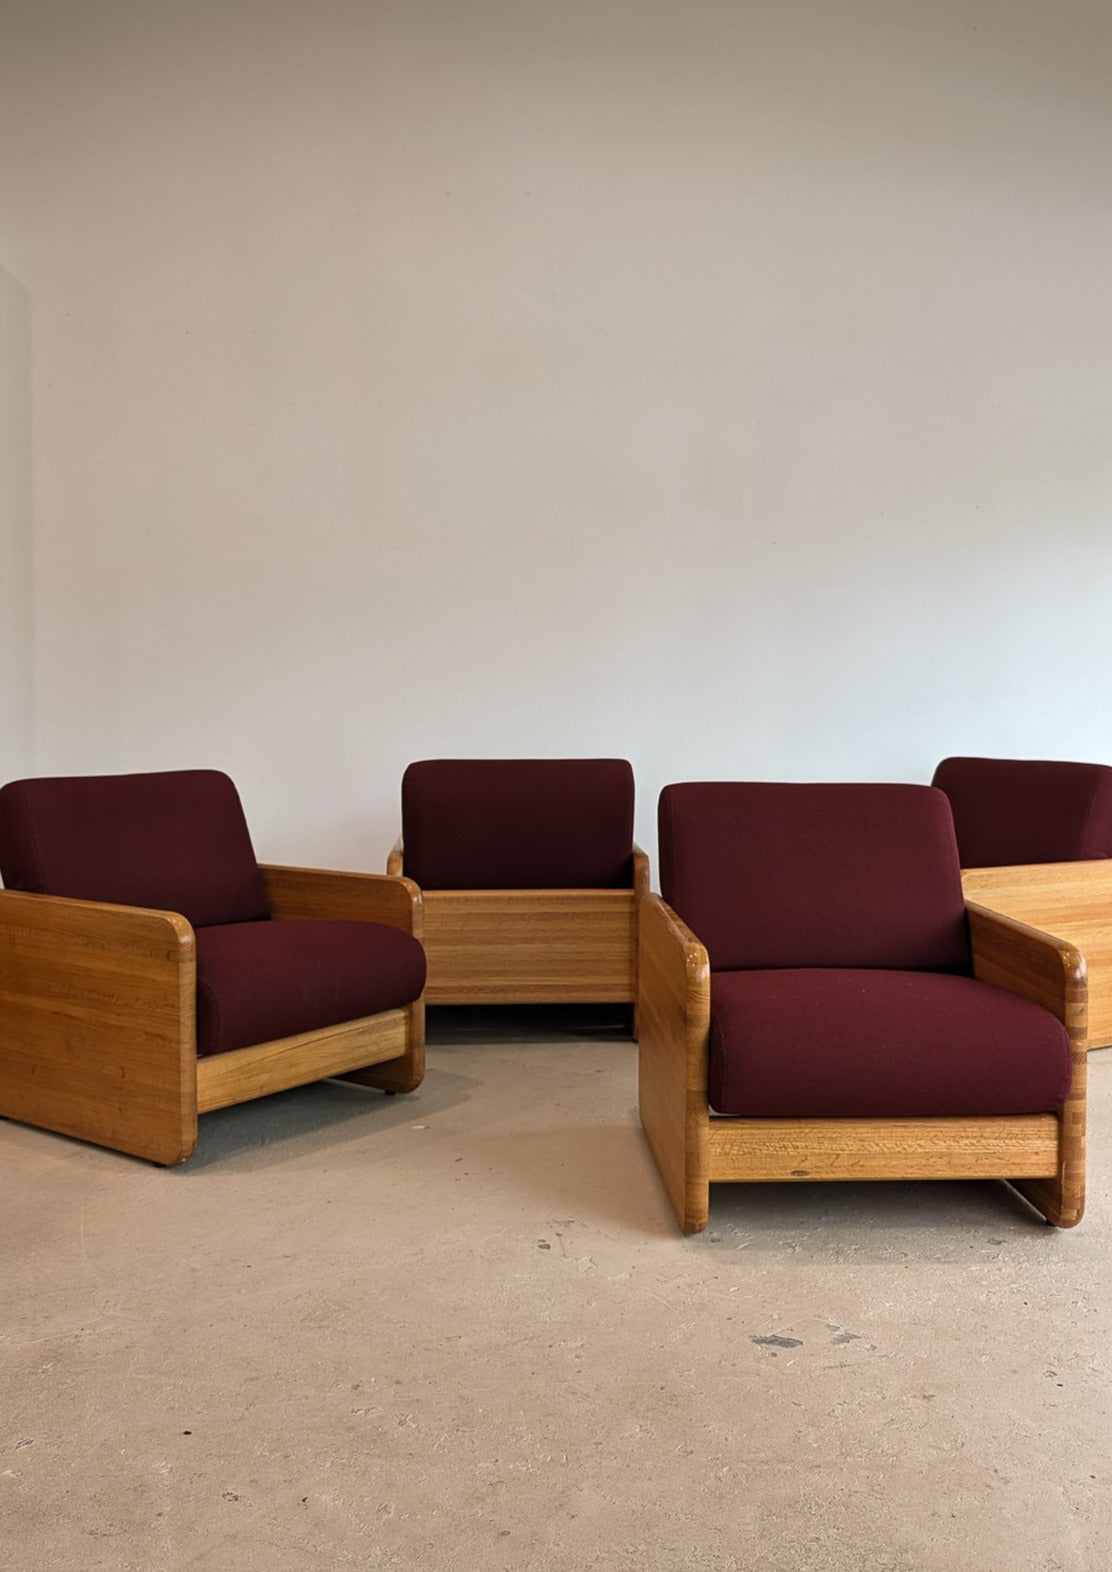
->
1, 1, 1110, 873
0, 263, 32, 782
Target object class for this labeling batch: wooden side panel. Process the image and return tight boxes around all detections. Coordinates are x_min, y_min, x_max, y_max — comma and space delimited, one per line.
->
963, 862, 1112, 1048
0, 891, 197, 1164
967, 901, 1088, 1227
386, 838, 404, 877
629, 844, 651, 1039
637, 894, 711, 1233
962, 858, 1112, 922
708, 1115, 1060, 1182
261, 864, 422, 937
420, 889, 638, 1003
197, 1007, 416, 1112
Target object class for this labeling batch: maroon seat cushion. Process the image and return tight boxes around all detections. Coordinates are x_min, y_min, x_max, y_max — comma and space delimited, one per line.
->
195, 920, 426, 1057
0, 770, 269, 928
709, 968, 1072, 1118
659, 782, 969, 973
401, 758, 635, 890
931, 756, 1112, 867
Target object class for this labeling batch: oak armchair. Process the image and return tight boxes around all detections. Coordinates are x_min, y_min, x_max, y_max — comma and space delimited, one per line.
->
639, 782, 1086, 1234
389, 759, 649, 1012
0, 770, 426, 1164
934, 755, 1112, 1050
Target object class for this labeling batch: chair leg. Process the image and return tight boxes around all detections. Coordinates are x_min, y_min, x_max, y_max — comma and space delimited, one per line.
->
1009, 1175, 1084, 1228
1010, 1127, 1085, 1227
638, 1016, 711, 1232
1011, 1042, 1087, 1226
339, 1001, 425, 1094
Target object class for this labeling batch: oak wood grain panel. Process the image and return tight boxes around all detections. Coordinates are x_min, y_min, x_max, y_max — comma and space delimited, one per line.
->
966, 902, 1087, 1041
962, 858, 1112, 919
197, 1007, 413, 1113
627, 847, 651, 1040
0, 890, 197, 1164
338, 998, 425, 1094
261, 864, 422, 937
966, 901, 1087, 1227
1016, 1017, 1087, 1228
420, 889, 639, 1002
963, 862, 1112, 1049
637, 894, 712, 1232
708, 1114, 1060, 1182
387, 840, 648, 1006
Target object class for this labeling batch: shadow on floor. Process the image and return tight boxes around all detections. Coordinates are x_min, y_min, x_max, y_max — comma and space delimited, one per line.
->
173, 1063, 482, 1173
427, 1002, 634, 1045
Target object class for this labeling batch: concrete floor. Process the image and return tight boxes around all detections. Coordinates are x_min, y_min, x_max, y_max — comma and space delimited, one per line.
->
3, 1008, 1111, 1572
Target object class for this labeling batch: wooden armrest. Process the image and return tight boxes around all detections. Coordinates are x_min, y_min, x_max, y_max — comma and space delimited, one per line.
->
641, 893, 707, 982
966, 900, 1087, 1046
639, 894, 711, 1078
260, 864, 422, 938
638, 893, 712, 1232
0, 890, 197, 1164
0, 889, 194, 1021
0, 887, 194, 959
386, 836, 404, 877
966, 899, 1088, 1228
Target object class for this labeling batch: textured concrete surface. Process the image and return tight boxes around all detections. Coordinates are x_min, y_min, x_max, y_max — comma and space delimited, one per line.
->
3, 1008, 1111, 1571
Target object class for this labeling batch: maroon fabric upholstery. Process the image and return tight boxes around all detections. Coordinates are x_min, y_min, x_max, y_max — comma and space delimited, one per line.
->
709, 969, 1072, 1118
0, 770, 269, 928
659, 782, 969, 973
931, 756, 1112, 868
195, 920, 426, 1057
401, 758, 635, 890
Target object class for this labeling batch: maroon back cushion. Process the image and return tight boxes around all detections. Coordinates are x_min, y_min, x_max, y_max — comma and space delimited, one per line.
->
401, 759, 635, 889
659, 781, 970, 973
931, 756, 1112, 867
0, 770, 269, 928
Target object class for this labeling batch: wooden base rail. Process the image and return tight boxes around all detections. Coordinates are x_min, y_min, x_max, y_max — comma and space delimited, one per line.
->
707, 1114, 1061, 1182
195, 1008, 419, 1113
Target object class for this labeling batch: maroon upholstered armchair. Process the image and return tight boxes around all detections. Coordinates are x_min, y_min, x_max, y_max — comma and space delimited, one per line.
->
0, 770, 426, 1164
933, 756, 1112, 1051
388, 759, 649, 1011
931, 756, 1112, 869
639, 782, 1086, 1234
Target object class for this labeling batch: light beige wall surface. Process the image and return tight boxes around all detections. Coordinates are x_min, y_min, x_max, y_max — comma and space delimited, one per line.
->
0, 263, 32, 782
0, 1, 1110, 869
